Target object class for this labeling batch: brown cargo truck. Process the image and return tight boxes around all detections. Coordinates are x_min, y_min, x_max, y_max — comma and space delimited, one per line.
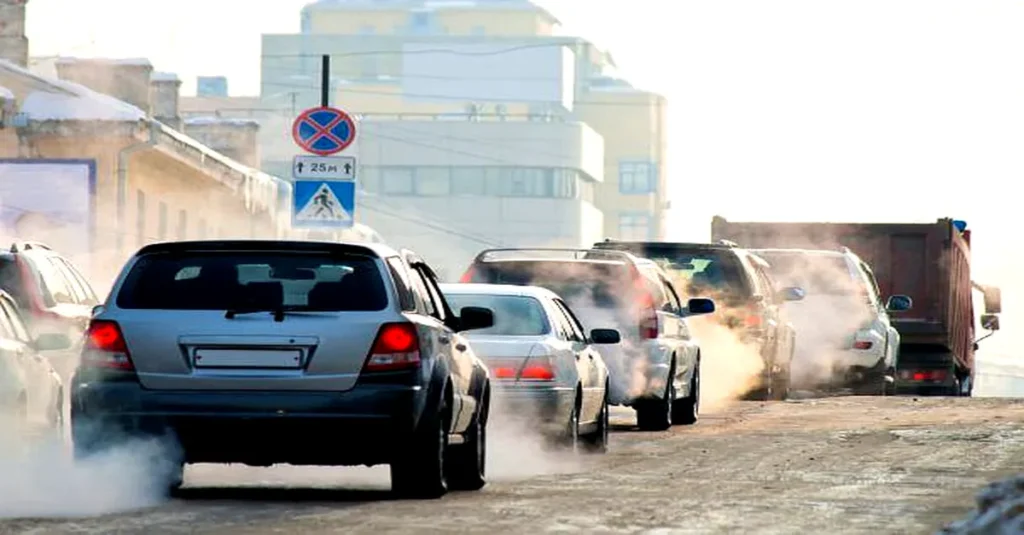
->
711, 216, 1001, 396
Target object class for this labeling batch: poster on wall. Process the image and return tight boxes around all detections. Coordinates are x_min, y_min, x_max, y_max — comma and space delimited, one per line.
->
0, 160, 95, 257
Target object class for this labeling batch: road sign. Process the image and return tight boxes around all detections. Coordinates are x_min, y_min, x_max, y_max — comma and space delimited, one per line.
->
292, 180, 355, 228
293, 155, 356, 180
292, 106, 357, 156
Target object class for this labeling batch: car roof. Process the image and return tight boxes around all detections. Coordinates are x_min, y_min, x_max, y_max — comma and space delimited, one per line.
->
439, 283, 558, 300
751, 248, 849, 260
133, 239, 402, 259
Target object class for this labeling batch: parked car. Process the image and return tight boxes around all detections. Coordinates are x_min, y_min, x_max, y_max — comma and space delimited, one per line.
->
750, 247, 911, 395
593, 240, 803, 401
440, 283, 618, 452
0, 242, 100, 381
459, 248, 715, 431
71, 240, 495, 498
0, 288, 69, 434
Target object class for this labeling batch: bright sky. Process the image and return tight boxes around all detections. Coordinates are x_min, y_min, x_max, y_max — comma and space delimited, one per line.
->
26, 0, 1024, 357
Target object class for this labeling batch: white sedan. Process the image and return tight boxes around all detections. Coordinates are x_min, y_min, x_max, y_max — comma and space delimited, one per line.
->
440, 283, 620, 453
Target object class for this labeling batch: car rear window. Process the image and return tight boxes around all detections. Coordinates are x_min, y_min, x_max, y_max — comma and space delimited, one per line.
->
611, 246, 751, 300
115, 252, 388, 311
445, 293, 549, 336
755, 252, 863, 296
467, 261, 633, 308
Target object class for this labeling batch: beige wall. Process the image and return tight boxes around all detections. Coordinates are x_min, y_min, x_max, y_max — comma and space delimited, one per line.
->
577, 88, 668, 239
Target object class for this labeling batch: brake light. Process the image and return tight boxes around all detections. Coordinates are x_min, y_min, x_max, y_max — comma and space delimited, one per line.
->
81, 320, 133, 370
744, 304, 762, 328
519, 361, 555, 381
901, 369, 948, 382
459, 266, 476, 283
364, 322, 421, 372
491, 366, 517, 379
632, 268, 659, 340
853, 340, 873, 350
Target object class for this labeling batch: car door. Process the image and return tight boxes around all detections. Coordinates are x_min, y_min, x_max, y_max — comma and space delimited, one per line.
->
0, 296, 41, 422
0, 295, 57, 420
660, 273, 700, 388
405, 256, 474, 433
857, 260, 899, 369
551, 297, 604, 422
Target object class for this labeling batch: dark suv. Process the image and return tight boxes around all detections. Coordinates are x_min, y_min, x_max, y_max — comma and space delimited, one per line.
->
593, 240, 804, 400
0, 242, 99, 380
458, 248, 716, 431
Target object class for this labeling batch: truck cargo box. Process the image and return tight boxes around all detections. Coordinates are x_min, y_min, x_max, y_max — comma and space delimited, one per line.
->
711, 216, 975, 373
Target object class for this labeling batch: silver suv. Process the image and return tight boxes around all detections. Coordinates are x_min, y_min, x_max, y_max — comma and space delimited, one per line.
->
71, 240, 495, 498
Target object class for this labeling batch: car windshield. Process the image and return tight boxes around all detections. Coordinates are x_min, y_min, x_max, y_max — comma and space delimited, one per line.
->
115, 252, 388, 311
756, 253, 864, 296
445, 293, 549, 336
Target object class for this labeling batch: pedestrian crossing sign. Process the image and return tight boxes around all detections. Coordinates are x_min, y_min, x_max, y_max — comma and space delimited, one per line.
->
291, 180, 355, 228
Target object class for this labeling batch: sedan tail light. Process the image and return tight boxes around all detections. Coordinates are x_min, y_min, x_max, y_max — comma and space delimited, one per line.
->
363, 322, 421, 372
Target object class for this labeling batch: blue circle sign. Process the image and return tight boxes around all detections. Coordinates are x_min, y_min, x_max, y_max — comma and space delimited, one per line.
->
291, 106, 357, 156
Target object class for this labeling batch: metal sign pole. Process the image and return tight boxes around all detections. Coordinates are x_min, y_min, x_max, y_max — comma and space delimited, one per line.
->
321, 55, 330, 108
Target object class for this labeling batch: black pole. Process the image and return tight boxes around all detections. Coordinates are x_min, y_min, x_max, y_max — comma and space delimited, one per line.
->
320, 54, 330, 107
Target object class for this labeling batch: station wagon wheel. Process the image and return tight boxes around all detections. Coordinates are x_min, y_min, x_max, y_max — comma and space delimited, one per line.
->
391, 395, 449, 499
446, 385, 488, 491
564, 401, 581, 453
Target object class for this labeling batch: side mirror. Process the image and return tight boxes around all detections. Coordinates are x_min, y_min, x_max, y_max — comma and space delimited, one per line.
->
981, 313, 1000, 331
34, 332, 72, 351
886, 294, 913, 312
458, 306, 494, 332
686, 298, 716, 316
589, 328, 621, 345
780, 287, 806, 302
91, 305, 104, 317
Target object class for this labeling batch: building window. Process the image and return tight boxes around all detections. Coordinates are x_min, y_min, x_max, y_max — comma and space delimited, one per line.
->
136, 190, 146, 247
416, 167, 451, 196
409, 11, 433, 33
382, 168, 415, 195
618, 213, 652, 240
177, 210, 188, 240
619, 161, 656, 194
500, 168, 552, 197
157, 202, 168, 240
451, 167, 486, 196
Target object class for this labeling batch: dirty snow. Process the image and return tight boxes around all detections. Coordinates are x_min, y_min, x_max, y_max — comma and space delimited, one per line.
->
939, 474, 1024, 534
184, 116, 259, 127
19, 90, 145, 122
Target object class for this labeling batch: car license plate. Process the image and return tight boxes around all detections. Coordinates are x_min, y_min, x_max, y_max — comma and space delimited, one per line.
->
193, 349, 302, 369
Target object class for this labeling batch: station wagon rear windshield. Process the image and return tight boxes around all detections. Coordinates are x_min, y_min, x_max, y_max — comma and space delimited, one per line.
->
469, 260, 634, 309
115, 252, 388, 311
755, 252, 863, 296
445, 293, 550, 336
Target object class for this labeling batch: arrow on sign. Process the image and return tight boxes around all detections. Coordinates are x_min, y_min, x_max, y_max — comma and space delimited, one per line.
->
297, 161, 305, 173
344, 163, 352, 174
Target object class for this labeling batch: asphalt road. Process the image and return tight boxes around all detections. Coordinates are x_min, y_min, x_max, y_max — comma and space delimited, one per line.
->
2, 396, 1023, 534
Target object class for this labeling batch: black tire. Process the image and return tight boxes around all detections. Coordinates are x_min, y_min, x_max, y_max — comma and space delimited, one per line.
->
445, 388, 488, 491
636, 367, 675, 431
949, 376, 963, 397
582, 388, 610, 454
673, 366, 699, 426
391, 397, 449, 499
563, 398, 581, 452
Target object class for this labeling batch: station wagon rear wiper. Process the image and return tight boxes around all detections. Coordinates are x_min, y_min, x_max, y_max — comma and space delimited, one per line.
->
224, 307, 298, 322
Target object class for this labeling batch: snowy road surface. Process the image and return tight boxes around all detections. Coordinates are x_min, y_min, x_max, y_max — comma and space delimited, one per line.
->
1, 397, 1023, 534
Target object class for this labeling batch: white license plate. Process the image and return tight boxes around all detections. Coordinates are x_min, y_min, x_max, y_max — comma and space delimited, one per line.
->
193, 349, 302, 369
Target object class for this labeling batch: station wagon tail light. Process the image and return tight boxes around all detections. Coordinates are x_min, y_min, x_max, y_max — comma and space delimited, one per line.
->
364, 322, 421, 372
81, 320, 134, 371
631, 267, 659, 340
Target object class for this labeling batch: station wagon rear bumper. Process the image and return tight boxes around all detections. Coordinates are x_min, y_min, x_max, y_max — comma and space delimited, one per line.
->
70, 379, 434, 467
490, 385, 575, 435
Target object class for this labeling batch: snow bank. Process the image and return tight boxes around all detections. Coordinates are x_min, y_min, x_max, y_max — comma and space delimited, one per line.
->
938, 474, 1024, 534
184, 116, 259, 127
151, 71, 179, 83
19, 90, 145, 122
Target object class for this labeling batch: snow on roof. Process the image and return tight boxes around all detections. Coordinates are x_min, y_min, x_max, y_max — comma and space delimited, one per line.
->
184, 116, 260, 127
151, 71, 180, 82
0, 58, 146, 121
0, 85, 12, 100
55, 57, 153, 67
